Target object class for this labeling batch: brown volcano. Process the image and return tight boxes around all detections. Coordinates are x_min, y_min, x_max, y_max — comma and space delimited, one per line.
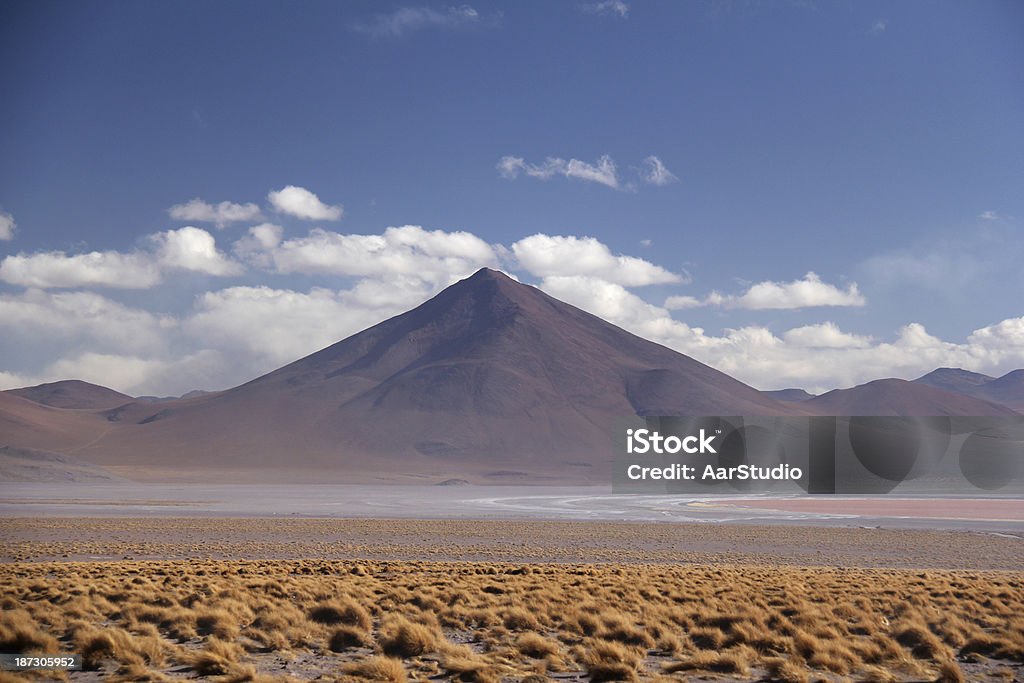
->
3, 269, 803, 482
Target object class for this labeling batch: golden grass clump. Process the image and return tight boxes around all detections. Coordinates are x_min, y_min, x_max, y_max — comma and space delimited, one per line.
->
308, 599, 372, 630
379, 615, 440, 657
515, 632, 560, 658
344, 656, 408, 682
582, 640, 643, 682
329, 624, 372, 651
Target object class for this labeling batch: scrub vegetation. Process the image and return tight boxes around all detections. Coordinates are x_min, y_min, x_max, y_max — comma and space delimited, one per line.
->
2, 558, 1022, 682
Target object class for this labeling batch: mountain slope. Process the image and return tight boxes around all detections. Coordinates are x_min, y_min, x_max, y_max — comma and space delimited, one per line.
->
913, 368, 1024, 412
973, 370, 1024, 412
6, 380, 133, 410
913, 368, 996, 395
805, 378, 1018, 416
763, 388, 816, 402
61, 268, 805, 482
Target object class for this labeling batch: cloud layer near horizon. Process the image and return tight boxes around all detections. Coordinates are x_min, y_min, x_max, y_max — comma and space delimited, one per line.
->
2, 187, 1023, 396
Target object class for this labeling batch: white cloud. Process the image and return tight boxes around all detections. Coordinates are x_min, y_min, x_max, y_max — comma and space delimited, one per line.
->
241, 224, 499, 287
497, 155, 620, 189
534, 274, 1024, 392
581, 1, 629, 18
0, 227, 240, 289
706, 272, 866, 310
511, 234, 683, 286
664, 295, 702, 310
0, 289, 172, 356
869, 19, 887, 35
0, 250, 161, 289
782, 322, 872, 349
0, 210, 15, 241
152, 226, 243, 276
979, 210, 999, 220
168, 198, 261, 227
352, 5, 483, 37
639, 156, 677, 186
267, 185, 344, 221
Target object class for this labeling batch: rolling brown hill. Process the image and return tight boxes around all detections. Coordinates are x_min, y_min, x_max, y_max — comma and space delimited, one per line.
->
976, 370, 1024, 412
912, 368, 996, 395
804, 378, 1018, 416
913, 368, 1024, 412
0, 392, 112, 452
5, 379, 133, 410
13, 268, 806, 483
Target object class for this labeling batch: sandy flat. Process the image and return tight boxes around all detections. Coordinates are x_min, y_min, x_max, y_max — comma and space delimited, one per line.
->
2, 516, 1021, 570
717, 496, 1024, 521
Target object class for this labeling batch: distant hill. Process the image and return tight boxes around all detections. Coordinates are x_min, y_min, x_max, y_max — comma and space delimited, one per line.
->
913, 368, 996, 394
976, 370, 1024, 412
805, 378, 1017, 416
913, 368, 1024, 412
5, 379, 132, 410
763, 388, 816, 402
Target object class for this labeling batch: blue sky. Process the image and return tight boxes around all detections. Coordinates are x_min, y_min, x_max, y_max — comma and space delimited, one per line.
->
1, 0, 1022, 395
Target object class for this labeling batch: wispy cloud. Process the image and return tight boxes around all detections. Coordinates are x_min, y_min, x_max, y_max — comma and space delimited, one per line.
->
640, 156, 678, 186
979, 210, 999, 220
168, 198, 261, 228
351, 5, 489, 37
869, 19, 887, 36
581, 1, 629, 18
0, 210, 15, 241
498, 155, 621, 189
665, 272, 865, 310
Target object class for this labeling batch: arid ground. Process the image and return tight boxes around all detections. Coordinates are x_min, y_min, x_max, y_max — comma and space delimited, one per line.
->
1, 517, 1023, 682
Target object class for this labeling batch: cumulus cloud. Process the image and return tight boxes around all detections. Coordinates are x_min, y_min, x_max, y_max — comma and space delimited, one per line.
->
0, 227, 240, 289
535, 275, 1024, 392
511, 234, 682, 286
167, 198, 261, 227
152, 226, 243, 276
267, 185, 343, 221
0, 289, 172, 356
782, 322, 873, 349
639, 156, 677, 186
351, 5, 484, 37
0, 251, 161, 289
664, 295, 702, 310
239, 224, 499, 287
705, 272, 865, 310
497, 155, 620, 189
0, 210, 15, 241
581, 1, 629, 18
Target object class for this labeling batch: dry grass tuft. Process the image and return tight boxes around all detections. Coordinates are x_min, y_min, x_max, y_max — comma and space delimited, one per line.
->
329, 625, 372, 651
582, 640, 642, 682
308, 599, 372, 630
379, 616, 439, 657
344, 656, 408, 682
515, 632, 560, 658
